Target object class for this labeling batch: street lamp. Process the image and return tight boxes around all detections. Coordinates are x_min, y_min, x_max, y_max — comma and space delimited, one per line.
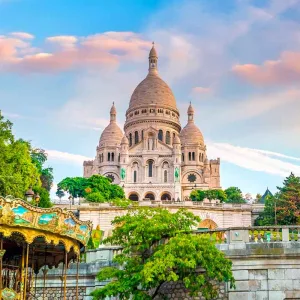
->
25, 188, 40, 207
68, 195, 74, 210
25, 187, 34, 202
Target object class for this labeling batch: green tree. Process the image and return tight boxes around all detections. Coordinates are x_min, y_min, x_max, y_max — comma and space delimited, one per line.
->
33, 186, 52, 208
255, 193, 262, 203
57, 175, 125, 202
224, 187, 246, 204
0, 112, 40, 198
190, 189, 227, 202
91, 208, 234, 299
56, 188, 65, 201
276, 173, 300, 225
254, 194, 275, 226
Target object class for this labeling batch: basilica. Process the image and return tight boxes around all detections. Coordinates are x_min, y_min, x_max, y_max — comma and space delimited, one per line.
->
83, 45, 221, 201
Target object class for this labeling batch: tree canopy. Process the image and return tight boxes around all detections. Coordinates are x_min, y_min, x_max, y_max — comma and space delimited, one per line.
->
255, 173, 300, 226
57, 175, 125, 202
224, 187, 246, 204
91, 208, 234, 299
0, 112, 53, 207
190, 189, 227, 202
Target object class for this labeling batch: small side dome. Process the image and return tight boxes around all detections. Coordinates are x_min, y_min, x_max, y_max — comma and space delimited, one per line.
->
180, 123, 204, 145
173, 135, 181, 144
121, 135, 129, 145
99, 123, 123, 147
99, 103, 123, 147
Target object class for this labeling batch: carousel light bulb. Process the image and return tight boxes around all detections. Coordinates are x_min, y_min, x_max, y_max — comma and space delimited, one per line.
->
35, 193, 40, 204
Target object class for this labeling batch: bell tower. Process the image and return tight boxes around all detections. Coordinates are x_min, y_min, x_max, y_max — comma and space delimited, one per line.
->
148, 42, 158, 74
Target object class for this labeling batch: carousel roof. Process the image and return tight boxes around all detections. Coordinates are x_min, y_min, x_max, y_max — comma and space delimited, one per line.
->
0, 196, 92, 271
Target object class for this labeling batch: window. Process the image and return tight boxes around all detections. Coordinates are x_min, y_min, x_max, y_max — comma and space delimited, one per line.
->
142, 109, 147, 113
158, 130, 163, 141
166, 131, 170, 145
142, 130, 144, 140
112, 152, 115, 161
135, 131, 139, 144
158, 109, 163, 113
108, 153, 111, 161
192, 152, 195, 161
173, 132, 176, 140
150, 109, 155, 113
182, 153, 185, 162
135, 110, 139, 115
129, 133, 132, 147
164, 170, 168, 183
188, 152, 191, 161
134, 170, 137, 183
166, 110, 170, 115
148, 160, 153, 177
118, 153, 120, 162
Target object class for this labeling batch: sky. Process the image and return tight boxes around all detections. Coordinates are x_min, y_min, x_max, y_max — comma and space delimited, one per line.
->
1, 0, 300, 199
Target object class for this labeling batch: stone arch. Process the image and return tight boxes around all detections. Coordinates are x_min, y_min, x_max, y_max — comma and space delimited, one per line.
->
144, 192, 155, 200
198, 219, 218, 230
161, 192, 171, 201
128, 192, 140, 201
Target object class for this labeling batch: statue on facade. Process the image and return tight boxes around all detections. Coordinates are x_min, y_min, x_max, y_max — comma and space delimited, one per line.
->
121, 168, 126, 180
175, 167, 180, 182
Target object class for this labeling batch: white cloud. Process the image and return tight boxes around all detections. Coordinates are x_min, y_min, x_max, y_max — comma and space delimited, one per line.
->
46, 150, 92, 165
207, 142, 300, 177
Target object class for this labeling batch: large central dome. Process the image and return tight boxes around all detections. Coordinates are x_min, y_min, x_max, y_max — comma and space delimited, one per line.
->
128, 73, 178, 111
126, 44, 178, 113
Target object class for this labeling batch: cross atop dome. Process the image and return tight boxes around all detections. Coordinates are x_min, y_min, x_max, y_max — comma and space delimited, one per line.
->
149, 42, 158, 74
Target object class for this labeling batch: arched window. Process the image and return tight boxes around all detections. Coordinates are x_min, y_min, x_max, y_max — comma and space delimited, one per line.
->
188, 152, 191, 161
112, 152, 115, 162
182, 153, 184, 162
166, 131, 170, 145
133, 170, 137, 183
148, 160, 153, 177
158, 130, 163, 141
108, 153, 111, 161
129, 133, 132, 147
164, 170, 168, 183
192, 152, 195, 161
135, 131, 139, 144
118, 153, 120, 162
142, 130, 144, 140
173, 132, 175, 142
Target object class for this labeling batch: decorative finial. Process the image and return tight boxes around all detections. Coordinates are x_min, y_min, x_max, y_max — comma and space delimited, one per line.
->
152, 41, 155, 46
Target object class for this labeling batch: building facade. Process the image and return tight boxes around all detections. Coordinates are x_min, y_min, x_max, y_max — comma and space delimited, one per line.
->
83, 45, 221, 201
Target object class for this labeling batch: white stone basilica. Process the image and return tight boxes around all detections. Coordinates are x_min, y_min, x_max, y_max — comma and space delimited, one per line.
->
83, 45, 221, 201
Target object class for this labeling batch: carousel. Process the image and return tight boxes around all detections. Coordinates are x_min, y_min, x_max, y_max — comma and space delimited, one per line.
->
0, 195, 92, 300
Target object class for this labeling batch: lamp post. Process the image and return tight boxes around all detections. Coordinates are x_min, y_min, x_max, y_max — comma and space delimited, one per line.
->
68, 195, 74, 210
25, 187, 35, 202
25, 188, 40, 207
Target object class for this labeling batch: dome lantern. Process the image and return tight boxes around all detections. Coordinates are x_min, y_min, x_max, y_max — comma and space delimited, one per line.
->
110, 102, 117, 122
148, 42, 158, 75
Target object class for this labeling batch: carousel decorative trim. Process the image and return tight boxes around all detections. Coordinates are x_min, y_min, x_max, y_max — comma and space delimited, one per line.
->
0, 195, 92, 248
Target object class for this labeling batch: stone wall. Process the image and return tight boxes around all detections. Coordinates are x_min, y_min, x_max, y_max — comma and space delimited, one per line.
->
34, 287, 86, 300
156, 281, 227, 300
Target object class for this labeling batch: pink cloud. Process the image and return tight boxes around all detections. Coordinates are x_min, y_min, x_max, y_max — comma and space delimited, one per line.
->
10, 32, 35, 40
0, 31, 152, 73
232, 51, 300, 85
192, 86, 211, 94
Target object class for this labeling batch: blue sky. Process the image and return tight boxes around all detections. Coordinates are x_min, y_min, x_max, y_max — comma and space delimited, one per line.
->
1, 0, 300, 199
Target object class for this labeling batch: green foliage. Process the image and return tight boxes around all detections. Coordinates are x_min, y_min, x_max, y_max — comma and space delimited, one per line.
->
57, 175, 125, 203
56, 188, 65, 200
255, 173, 300, 225
33, 186, 53, 208
224, 187, 246, 204
91, 208, 234, 299
254, 194, 275, 226
87, 237, 96, 250
0, 112, 40, 198
276, 173, 300, 225
191, 189, 227, 202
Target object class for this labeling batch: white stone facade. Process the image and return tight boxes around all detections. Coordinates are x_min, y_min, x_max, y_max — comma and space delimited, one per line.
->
83, 45, 221, 201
